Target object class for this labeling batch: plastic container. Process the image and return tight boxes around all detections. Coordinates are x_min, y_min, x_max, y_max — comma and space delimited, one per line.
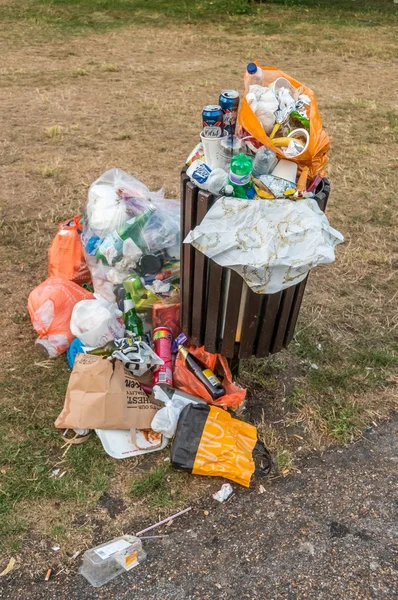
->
79, 535, 146, 587
95, 428, 168, 459
271, 159, 298, 184
218, 136, 243, 172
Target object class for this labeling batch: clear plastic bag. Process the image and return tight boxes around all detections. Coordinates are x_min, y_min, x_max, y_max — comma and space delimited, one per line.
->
82, 169, 180, 302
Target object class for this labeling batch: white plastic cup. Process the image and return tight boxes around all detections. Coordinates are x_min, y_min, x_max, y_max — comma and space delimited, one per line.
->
269, 77, 293, 94
287, 128, 310, 156
271, 159, 298, 184
200, 133, 224, 169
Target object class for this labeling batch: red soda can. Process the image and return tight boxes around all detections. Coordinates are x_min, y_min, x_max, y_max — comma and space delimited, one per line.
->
152, 327, 173, 386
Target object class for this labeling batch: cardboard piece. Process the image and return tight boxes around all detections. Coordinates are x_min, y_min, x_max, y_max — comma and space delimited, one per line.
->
55, 354, 158, 430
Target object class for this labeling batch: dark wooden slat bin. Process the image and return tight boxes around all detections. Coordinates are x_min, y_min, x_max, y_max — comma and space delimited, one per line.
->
180, 169, 330, 360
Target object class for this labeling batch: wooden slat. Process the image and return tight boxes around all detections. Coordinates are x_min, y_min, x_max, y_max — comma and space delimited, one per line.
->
255, 292, 282, 358
181, 181, 197, 337
220, 270, 244, 358
204, 261, 224, 353
270, 285, 296, 354
180, 173, 188, 333
191, 190, 212, 346
283, 278, 308, 347
238, 287, 263, 359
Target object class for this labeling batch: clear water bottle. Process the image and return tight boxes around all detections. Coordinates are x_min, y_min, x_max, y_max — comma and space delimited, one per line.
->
252, 147, 278, 178
244, 62, 265, 87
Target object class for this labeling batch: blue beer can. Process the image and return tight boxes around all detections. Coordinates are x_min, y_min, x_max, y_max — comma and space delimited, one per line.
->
219, 89, 240, 136
202, 105, 223, 138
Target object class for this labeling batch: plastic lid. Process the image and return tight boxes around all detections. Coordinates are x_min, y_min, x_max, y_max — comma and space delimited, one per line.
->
224, 185, 234, 196
246, 186, 256, 200
247, 62, 258, 75
139, 253, 163, 275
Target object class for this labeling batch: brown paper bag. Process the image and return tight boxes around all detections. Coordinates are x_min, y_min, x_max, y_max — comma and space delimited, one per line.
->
55, 354, 158, 430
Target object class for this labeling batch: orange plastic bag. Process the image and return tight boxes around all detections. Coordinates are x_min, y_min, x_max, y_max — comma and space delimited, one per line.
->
173, 345, 246, 411
238, 65, 330, 179
28, 277, 94, 357
48, 216, 91, 285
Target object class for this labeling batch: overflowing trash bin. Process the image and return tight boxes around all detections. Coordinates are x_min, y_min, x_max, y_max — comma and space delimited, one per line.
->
26, 61, 344, 588
180, 172, 332, 359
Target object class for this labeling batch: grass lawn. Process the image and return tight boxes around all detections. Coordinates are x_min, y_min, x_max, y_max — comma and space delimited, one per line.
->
0, 0, 397, 579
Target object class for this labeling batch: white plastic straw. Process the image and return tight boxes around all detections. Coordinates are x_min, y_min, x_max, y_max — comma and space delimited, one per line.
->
135, 507, 192, 536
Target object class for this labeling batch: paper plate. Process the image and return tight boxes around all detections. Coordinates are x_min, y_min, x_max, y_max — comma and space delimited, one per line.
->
95, 429, 168, 459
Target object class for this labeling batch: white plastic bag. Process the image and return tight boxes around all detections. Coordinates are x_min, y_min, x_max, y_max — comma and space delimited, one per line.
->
70, 295, 125, 348
246, 85, 278, 134
150, 386, 203, 438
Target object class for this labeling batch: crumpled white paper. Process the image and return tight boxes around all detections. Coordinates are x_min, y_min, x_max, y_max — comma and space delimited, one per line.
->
185, 196, 344, 294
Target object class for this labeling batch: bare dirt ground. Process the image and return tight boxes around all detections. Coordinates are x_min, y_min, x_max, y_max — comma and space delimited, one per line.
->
0, 10, 397, 586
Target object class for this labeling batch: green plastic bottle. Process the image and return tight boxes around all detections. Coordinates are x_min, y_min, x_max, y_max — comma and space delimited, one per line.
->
123, 292, 144, 337
228, 153, 254, 199
96, 204, 156, 265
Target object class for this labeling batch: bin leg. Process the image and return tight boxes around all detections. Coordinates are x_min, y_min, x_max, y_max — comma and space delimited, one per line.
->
228, 356, 240, 377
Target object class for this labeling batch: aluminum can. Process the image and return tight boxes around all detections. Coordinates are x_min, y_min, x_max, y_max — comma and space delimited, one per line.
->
219, 89, 240, 136
152, 327, 173, 386
202, 105, 223, 138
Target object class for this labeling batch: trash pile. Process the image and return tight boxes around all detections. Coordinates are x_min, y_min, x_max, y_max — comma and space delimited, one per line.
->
26, 62, 343, 588
185, 63, 343, 294
28, 166, 268, 474
186, 63, 330, 199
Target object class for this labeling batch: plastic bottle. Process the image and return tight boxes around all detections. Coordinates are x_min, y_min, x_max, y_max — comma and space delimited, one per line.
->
244, 62, 264, 87
178, 345, 226, 400
252, 147, 279, 178
96, 204, 156, 265
228, 153, 254, 199
123, 293, 144, 337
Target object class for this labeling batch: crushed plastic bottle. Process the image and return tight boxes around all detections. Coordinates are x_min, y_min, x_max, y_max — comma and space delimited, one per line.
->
252, 147, 279, 178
